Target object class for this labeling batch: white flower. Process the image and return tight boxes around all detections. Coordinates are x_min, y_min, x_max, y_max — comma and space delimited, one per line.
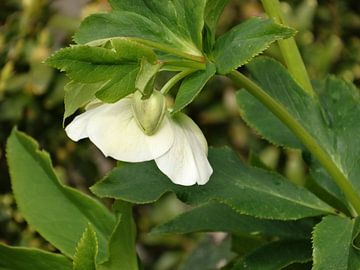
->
65, 92, 213, 186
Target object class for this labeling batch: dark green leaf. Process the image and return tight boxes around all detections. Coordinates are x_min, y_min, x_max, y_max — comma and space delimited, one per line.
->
91, 148, 334, 220
173, 62, 216, 113
75, 0, 206, 57
232, 240, 312, 270
110, 38, 156, 63
152, 202, 313, 239
6, 129, 116, 262
214, 17, 295, 74
99, 201, 138, 270
73, 224, 98, 270
0, 244, 72, 270
204, 0, 230, 45
312, 215, 360, 270
238, 57, 360, 201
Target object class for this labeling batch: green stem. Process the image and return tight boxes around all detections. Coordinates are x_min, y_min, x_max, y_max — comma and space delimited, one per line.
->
227, 70, 360, 216
160, 69, 195, 94
161, 60, 206, 71
261, 0, 314, 96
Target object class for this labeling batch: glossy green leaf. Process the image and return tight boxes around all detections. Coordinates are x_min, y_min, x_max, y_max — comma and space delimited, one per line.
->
152, 202, 313, 239
75, 0, 206, 57
173, 62, 216, 113
73, 225, 98, 270
91, 148, 334, 220
63, 81, 104, 121
232, 240, 312, 270
99, 201, 138, 270
312, 215, 360, 270
237, 57, 360, 200
0, 244, 72, 270
214, 17, 295, 74
6, 129, 116, 262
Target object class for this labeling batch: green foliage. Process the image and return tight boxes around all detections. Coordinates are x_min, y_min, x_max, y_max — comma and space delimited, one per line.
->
173, 62, 216, 113
312, 215, 360, 269
214, 17, 295, 74
0, 244, 72, 270
73, 224, 98, 270
236, 57, 360, 209
75, 0, 206, 57
6, 129, 116, 262
231, 240, 312, 270
99, 201, 138, 270
92, 148, 334, 220
152, 202, 313, 239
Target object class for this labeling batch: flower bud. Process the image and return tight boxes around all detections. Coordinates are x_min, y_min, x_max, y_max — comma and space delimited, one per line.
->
132, 90, 167, 135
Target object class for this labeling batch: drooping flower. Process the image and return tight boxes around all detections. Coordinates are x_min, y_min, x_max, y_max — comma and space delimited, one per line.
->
65, 91, 213, 186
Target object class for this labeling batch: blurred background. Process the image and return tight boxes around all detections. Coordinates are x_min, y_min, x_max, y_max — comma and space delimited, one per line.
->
0, 0, 359, 269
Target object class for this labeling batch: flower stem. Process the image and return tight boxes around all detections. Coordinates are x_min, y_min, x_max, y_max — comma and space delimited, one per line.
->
261, 0, 314, 96
227, 70, 360, 216
160, 69, 195, 94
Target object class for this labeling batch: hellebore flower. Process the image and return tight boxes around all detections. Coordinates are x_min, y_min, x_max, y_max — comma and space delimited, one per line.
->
65, 91, 213, 186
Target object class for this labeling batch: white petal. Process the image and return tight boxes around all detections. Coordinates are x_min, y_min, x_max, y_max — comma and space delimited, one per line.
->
155, 113, 213, 186
65, 98, 174, 162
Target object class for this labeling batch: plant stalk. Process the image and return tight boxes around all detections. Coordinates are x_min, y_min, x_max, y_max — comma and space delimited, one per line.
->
227, 70, 360, 216
261, 0, 314, 96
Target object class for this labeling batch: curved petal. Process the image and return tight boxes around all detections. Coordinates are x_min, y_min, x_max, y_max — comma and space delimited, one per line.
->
66, 98, 175, 162
155, 113, 213, 186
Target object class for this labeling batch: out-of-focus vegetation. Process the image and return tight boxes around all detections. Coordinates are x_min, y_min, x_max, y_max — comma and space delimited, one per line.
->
0, 0, 359, 269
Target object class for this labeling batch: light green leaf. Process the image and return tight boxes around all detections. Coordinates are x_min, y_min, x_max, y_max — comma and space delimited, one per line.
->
99, 201, 138, 270
152, 202, 313, 239
46, 46, 130, 83
173, 62, 216, 113
214, 17, 295, 74
0, 244, 72, 270
110, 38, 156, 63
75, 0, 206, 57
312, 215, 360, 270
63, 81, 104, 121
73, 224, 98, 270
6, 129, 116, 262
232, 240, 312, 270
91, 148, 334, 220
135, 58, 162, 97
237, 57, 360, 205
204, 0, 230, 45
95, 65, 139, 103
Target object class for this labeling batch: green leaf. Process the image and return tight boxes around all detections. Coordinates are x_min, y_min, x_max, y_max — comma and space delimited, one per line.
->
180, 236, 235, 270
110, 38, 156, 63
204, 0, 230, 45
173, 62, 216, 113
312, 215, 360, 270
99, 201, 138, 270
91, 148, 334, 220
75, 0, 206, 57
95, 65, 139, 103
63, 81, 104, 121
152, 202, 313, 239
73, 224, 98, 270
6, 129, 116, 262
237, 57, 360, 204
231, 240, 312, 270
214, 17, 295, 74
0, 244, 72, 270
46, 46, 132, 83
